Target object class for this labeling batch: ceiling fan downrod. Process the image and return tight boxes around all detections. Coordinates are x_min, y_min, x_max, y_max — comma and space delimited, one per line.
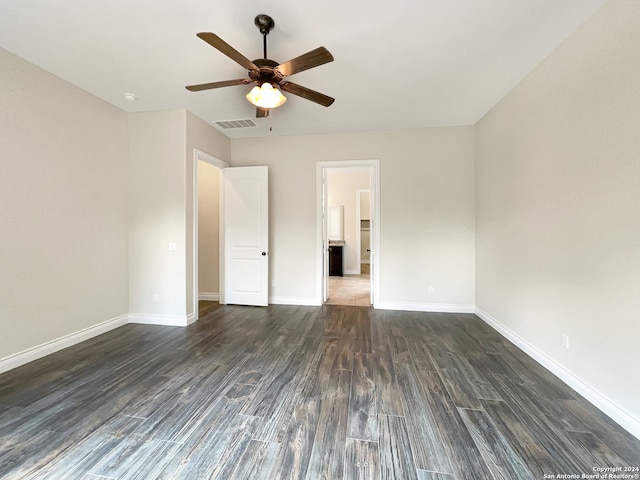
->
254, 14, 275, 59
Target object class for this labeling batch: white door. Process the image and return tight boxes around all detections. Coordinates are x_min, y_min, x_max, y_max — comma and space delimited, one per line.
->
223, 166, 269, 306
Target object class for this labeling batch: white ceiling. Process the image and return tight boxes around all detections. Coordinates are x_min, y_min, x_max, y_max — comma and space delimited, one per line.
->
0, 0, 606, 139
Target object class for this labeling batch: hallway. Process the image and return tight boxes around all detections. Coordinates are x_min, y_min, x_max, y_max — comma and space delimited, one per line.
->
326, 273, 371, 306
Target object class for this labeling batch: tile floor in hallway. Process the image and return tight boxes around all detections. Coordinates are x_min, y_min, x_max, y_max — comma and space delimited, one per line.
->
326, 273, 371, 306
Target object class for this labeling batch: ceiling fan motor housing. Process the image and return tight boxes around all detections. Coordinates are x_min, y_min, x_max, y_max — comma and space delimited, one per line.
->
250, 58, 282, 86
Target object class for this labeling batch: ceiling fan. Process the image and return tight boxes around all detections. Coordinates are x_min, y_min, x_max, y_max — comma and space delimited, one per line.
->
186, 14, 335, 118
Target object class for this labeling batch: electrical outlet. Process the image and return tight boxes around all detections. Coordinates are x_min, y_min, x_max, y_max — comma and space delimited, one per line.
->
428, 285, 435, 294
153, 294, 159, 303
561, 334, 570, 350
168, 242, 177, 251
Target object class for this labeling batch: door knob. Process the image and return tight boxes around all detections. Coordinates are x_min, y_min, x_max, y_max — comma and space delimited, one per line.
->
261, 252, 267, 256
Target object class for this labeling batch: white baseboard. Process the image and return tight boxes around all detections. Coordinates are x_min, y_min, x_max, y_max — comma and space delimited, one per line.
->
198, 292, 219, 301
128, 313, 194, 327
344, 269, 361, 275
376, 301, 475, 314
475, 308, 640, 441
269, 296, 322, 307
0, 314, 129, 375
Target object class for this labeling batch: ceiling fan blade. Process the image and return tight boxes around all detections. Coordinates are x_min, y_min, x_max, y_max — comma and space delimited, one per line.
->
274, 47, 334, 77
256, 107, 270, 118
280, 81, 335, 107
185, 79, 251, 92
196, 32, 259, 71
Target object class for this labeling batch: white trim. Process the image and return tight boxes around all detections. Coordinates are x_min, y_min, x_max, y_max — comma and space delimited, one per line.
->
344, 269, 361, 275
0, 314, 128, 374
198, 292, 220, 301
475, 307, 640, 441
377, 301, 475, 314
128, 313, 196, 327
355, 188, 370, 274
317, 160, 381, 308
269, 296, 322, 307
218, 164, 226, 305
192, 148, 228, 316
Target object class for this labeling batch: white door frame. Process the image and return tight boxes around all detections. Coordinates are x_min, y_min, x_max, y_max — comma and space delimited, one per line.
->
316, 159, 380, 307
193, 149, 228, 320
355, 188, 370, 273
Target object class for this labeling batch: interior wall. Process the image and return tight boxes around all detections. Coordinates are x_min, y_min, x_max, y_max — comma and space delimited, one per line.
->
475, 0, 640, 428
128, 109, 229, 322
231, 127, 475, 309
198, 161, 220, 297
327, 170, 370, 274
185, 111, 230, 316
128, 109, 188, 320
0, 47, 129, 359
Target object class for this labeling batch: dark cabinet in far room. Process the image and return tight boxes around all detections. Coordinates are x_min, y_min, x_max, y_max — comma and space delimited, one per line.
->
329, 245, 343, 276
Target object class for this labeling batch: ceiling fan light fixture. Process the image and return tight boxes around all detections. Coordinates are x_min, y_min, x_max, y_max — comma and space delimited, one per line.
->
246, 82, 286, 109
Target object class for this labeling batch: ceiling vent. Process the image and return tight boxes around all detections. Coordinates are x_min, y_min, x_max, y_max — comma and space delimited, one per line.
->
213, 118, 257, 130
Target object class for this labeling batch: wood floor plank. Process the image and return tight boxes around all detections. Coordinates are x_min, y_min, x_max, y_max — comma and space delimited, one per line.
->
240, 348, 308, 418
432, 348, 501, 409
153, 387, 258, 479
562, 430, 628, 468
305, 368, 351, 480
138, 361, 254, 443
206, 415, 263, 480
405, 336, 437, 371
500, 342, 580, 400
557, 398, 640, 465
371, 346, 404, 416
86, 435, 184, 480
0, 429, 68, 478
416, 470, 455, 480
378, 414, 419, 480
20, 415, 148, 479
351, 307, 373, 354
345, 438, 381, 480
1, 303, 639, 479
445, 345, 502, 401
481, 398, 567, 476
416, 370, 495, 480
394, 363, 453, 473
252, 339, 336, 443
391, 334, 412, 364
458, 407, 536, 480
334, 334, 356, 371
214, 439, 280, 480
348, 352, 379, 441
438, 366, 486, 409
269, 397, 321, 480
324, 306, 346, 337
487, 373, 590, 473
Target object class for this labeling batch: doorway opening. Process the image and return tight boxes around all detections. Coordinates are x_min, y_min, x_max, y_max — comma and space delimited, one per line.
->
193, 149, 227, 321
316, 160, 380, 307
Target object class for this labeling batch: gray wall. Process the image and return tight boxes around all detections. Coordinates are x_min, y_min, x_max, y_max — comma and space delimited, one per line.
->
475, 0, 640, 426
0, 47, 129, 359
231, 127, 476, 310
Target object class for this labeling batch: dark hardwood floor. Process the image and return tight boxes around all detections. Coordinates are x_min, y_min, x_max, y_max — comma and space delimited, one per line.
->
0, 304, 638, 479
